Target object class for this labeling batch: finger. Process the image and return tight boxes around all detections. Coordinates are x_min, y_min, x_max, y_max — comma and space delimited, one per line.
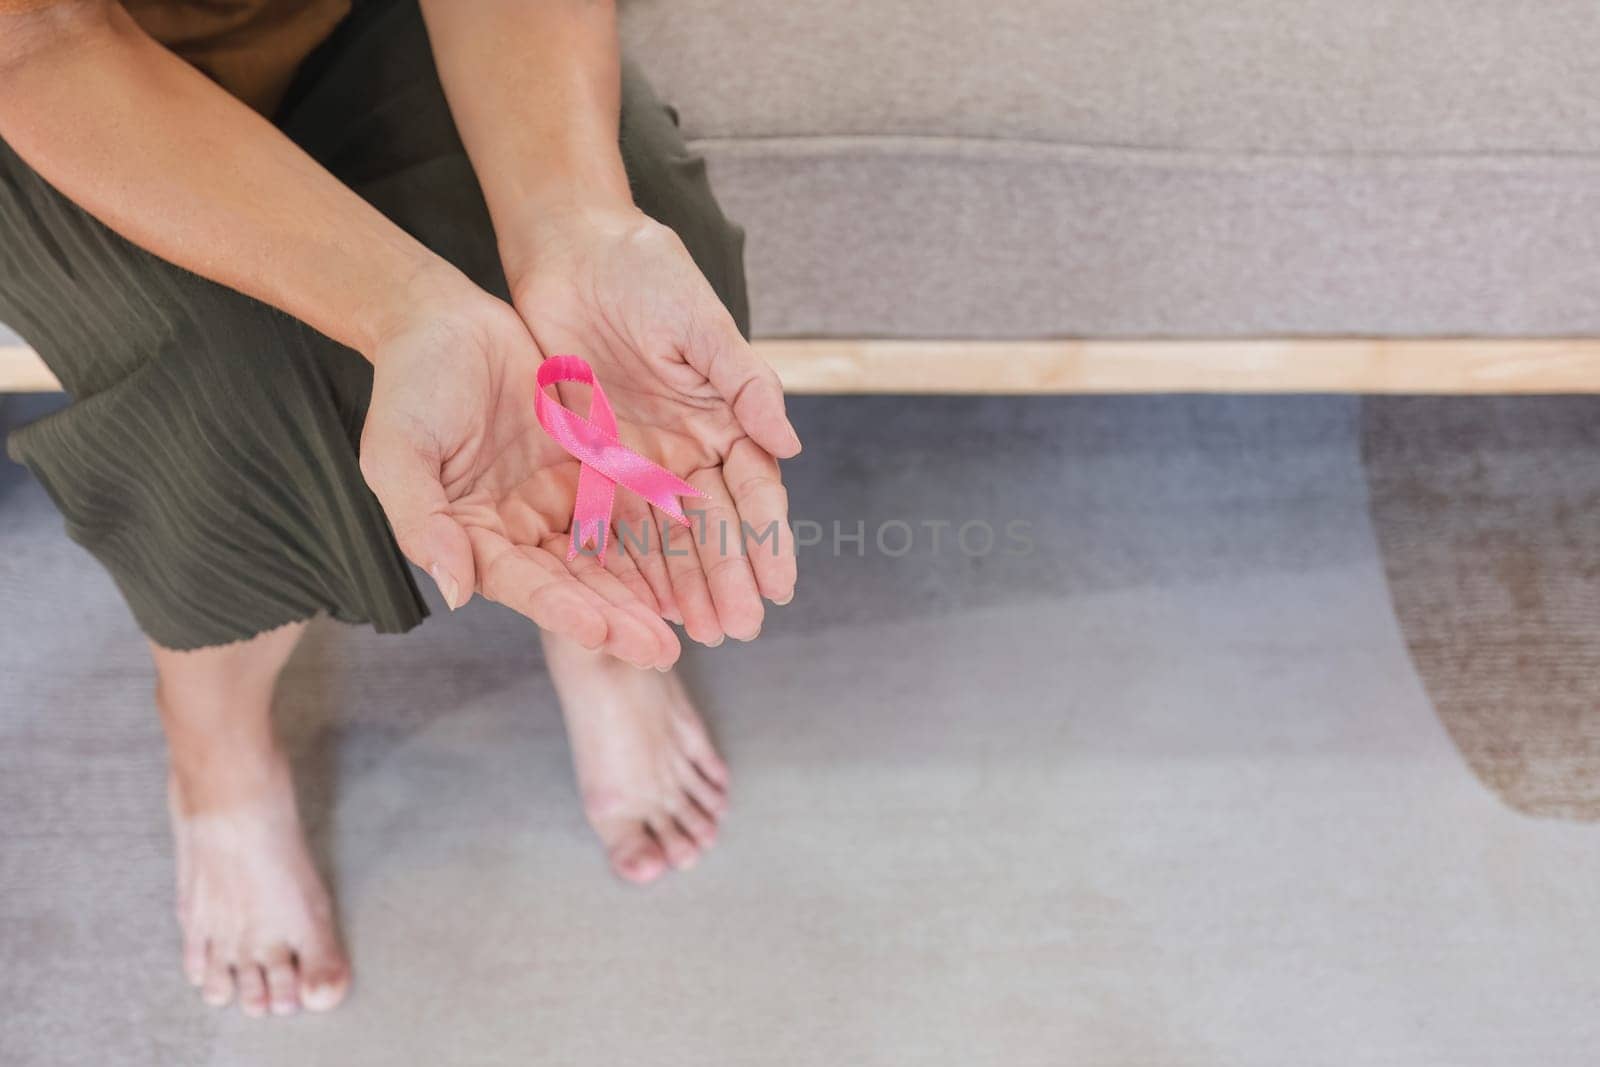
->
561, 544, 682, 668
482, 526, 679, 669
723, 438, 796, 605
658, 507, 724, 647
359, 427, 475, 610
599, 516, 664, 617
689, 316, 801, 459
687, 468, 765, 641
615, 495, 681, 624
470, 528, 609, 650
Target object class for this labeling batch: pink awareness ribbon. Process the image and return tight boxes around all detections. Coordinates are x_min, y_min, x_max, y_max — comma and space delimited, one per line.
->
535, 354, 704, 565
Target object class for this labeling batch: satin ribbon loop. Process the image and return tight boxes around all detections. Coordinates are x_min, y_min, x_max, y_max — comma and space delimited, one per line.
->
535, 355, 703, 564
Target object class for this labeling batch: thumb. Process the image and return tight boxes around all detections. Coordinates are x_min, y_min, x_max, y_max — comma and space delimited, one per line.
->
695, 318, 802, 459
358, 428, 476, 611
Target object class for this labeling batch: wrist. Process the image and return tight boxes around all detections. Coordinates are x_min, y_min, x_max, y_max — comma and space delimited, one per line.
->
351, 252, 495, 363
493, 149, 636, 288
494, 134, 632, 219
498, 195, 646, 298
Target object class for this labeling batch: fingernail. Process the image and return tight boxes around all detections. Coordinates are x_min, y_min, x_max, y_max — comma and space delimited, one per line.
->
707, 634, 725, 648
773, 591, 794, 606
430, 564, 460, 611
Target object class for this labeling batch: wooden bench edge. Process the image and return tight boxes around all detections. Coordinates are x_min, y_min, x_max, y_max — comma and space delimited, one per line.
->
8, 338, 1600, 395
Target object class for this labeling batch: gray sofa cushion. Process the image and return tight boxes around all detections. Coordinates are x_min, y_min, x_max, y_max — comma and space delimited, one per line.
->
621, 0, 1600, 338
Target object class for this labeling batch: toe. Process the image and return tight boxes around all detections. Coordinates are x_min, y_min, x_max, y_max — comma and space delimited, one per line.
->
686, 743, 730, 790
677, 757, 729, 818
260, 945, 300, 1016
236, 962, 269, 1018
182, 931, 207, 987
648, 813, 701, 870
201, 945, 235, 1008
671, 796, 719, 850
296, 935, 350, 1013
606, 826, 669, 885
667, 702, 729, 790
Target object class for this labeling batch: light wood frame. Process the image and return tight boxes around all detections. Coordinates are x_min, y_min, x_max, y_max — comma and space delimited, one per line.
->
6, 337, 1600, 394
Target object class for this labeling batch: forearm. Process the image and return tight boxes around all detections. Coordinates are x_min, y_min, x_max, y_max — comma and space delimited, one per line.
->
0, 2, 470, 358
417, 0, 631, 289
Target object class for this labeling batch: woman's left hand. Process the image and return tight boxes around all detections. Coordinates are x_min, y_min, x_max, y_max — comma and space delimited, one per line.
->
507, 206, 802, 646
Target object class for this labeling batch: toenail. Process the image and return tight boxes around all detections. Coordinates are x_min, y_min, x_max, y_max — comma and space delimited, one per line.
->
302, 983, 345, 1011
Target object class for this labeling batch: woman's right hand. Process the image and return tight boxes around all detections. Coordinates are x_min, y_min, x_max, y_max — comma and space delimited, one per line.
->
356, 270, 682, 670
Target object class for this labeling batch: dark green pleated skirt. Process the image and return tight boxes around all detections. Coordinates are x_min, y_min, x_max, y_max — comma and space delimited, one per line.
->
0, 0, 749, 650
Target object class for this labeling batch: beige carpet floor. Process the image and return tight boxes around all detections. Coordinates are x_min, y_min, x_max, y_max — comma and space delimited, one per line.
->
3, 394, 1599, 1066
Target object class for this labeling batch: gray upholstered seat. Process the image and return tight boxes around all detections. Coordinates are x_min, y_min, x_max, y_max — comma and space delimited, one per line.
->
620, 0, 1600, 338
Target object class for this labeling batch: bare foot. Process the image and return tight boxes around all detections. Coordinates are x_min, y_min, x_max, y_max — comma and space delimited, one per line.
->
153, 625, 349, 1016
544, 632, 730, 884
167, 763, 349, 1015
